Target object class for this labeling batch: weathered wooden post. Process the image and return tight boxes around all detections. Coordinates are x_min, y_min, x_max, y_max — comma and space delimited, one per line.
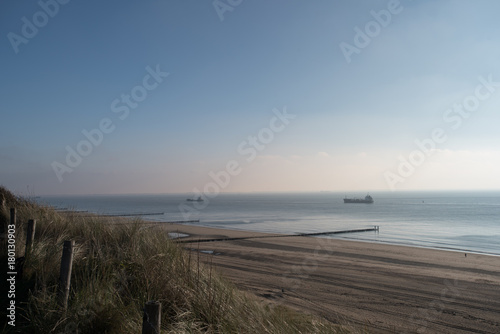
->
10, 208, 16, 226
4, 207, 16, 239
58, 240, 75, 310
0, 196, 5, 235
142, 301, 161, 334
25, 219, 36, 256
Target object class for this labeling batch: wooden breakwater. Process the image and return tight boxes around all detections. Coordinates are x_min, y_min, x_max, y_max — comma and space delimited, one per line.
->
175, 226, 380, 244
106, 219, 200, 225
100, 212, 165, 217
60, 210, 200, 224
58, 211, 165, 217
295, 226, 379, 237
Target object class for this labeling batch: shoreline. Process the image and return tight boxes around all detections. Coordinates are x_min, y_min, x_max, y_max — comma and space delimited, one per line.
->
161, 222, 500, 333
58, 206, 499, 256
169, 221, 500, 257
42, 192, 500, 256
329, 235, 500, 257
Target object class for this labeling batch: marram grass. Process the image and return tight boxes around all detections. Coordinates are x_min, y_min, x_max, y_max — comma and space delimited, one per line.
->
1, 187, 352, 333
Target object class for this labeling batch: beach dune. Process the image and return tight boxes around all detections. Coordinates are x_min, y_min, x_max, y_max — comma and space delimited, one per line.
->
164, 224, 500, 333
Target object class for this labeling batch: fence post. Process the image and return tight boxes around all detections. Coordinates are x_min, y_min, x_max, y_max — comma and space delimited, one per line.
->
10, 208, 16, 226
0, 197, 4, 235
142, 301, 161, 334
4, 207, 16, 240
58, 240, 75, 310
25, 219, 36, 256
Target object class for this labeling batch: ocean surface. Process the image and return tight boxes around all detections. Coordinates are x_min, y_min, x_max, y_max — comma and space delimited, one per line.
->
36, 191, 500, 256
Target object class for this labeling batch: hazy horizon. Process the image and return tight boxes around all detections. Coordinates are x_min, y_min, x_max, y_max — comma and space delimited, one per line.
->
19, 188, 500, 198
2, 1, 500, 196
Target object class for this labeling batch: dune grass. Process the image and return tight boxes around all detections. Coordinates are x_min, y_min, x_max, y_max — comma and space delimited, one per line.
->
0, 187, 352, 333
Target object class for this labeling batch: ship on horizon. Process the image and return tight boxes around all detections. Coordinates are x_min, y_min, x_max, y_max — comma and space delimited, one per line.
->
186, 196, 204, 202
343, 194, 374, 204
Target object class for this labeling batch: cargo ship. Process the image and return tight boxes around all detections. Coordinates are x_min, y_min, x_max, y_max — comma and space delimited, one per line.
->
343, 194, 374, 204
186, 196, 204, 202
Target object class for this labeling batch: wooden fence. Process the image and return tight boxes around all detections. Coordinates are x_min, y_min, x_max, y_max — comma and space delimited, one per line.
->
9, 207, 162, 333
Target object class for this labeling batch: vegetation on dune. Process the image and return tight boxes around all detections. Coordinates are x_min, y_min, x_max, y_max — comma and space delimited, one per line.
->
0, 186, 350, 333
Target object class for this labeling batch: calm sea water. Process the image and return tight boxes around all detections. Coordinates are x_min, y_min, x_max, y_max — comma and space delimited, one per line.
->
37, 191, 500, 256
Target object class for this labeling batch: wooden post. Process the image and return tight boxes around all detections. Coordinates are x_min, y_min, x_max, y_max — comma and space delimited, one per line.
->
142, 301, 161, 334
58, 240, 75, 310
25, 219, 36, 256
10, 208, 16, 226
5, 208, 16, 237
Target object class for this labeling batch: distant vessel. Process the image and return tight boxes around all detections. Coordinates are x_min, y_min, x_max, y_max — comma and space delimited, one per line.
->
187, 196, 204, 202
344, 194, 374, 204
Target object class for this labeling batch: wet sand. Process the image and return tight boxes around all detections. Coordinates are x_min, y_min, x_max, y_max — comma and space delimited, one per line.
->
162, 224, 500, 333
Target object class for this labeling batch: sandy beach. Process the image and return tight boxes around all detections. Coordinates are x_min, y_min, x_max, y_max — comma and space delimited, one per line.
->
161, 223, 500, 333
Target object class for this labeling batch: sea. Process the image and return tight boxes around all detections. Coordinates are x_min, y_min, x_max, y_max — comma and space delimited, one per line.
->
36, 191, 500, 256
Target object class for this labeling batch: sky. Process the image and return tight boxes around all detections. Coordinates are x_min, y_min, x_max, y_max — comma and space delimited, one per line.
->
1, 0, 500, 195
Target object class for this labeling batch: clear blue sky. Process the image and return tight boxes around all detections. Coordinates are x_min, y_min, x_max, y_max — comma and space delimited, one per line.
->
1, 0, 500, 195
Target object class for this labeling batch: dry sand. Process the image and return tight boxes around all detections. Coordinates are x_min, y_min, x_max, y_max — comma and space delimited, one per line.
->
161, 223, 500, 333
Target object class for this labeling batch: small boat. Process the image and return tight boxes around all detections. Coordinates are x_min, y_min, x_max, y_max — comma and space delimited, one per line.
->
344, 194, 374, 204
186, 196, 204, 202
